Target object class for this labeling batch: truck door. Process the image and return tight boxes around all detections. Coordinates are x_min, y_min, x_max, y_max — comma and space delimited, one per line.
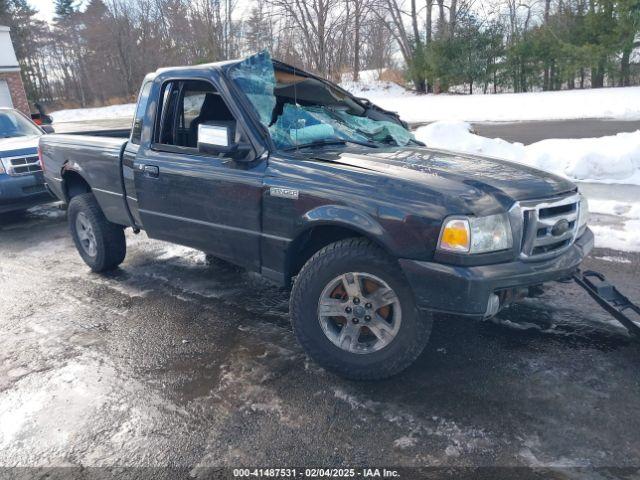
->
133, 78, 265, 272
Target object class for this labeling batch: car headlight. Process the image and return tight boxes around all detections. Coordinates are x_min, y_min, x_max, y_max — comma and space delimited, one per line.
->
578, 195, 589, 230
438, 213, 513, 254
0, 158, 5, 175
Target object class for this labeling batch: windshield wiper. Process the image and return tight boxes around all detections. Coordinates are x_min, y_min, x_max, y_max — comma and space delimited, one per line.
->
284, 138, 379, 151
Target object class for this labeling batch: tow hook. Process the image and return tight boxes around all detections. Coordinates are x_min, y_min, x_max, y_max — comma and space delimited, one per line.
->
573, 270, 640, 337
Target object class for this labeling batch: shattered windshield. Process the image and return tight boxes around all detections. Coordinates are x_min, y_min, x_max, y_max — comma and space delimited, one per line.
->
228, 51, 415, 150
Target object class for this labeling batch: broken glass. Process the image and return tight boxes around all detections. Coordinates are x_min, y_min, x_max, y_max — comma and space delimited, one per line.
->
228, 51, 415, 150
269, 104, 371, 148
228, 50, 276, 126
332, 110, 414, 147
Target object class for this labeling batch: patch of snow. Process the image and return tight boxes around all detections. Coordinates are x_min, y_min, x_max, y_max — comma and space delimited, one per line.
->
90, 277, 151, 298
444, 445, 461, 457
489, 316, 556, 333
340, 80, 410, 99
333, 388, 378, 411
518, 447, 591, 468
589, 199, 640, 218
156, 244, 205, 263
341, 69, 389, 84
393, 435, 417, 449
593, 255, 632, 264
50, 103, 136, 123
340, 69, 410, 98
27, 204, 65, 218
248, 399, 284, 416
591, 220, 640, 252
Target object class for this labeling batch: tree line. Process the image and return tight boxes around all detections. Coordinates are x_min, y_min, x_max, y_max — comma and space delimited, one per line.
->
1, 0, 639, 109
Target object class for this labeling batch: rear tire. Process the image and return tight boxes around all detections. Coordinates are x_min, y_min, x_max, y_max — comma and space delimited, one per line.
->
290, 238, 432, 380
68, 193, 126, 272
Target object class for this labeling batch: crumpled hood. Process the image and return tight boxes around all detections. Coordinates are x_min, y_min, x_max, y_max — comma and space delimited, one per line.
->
317, 146, 576, 208
0, 135, 40, 158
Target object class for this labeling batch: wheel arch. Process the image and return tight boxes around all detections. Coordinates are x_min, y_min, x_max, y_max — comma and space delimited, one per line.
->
61, 165, 92, 202
285, 205, 397, 283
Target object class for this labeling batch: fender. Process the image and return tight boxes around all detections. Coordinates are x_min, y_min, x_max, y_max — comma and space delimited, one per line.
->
297, 204, 399, 255
60, 161, 129, 227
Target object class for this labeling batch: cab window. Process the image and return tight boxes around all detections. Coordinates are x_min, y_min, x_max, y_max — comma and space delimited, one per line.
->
154, 79, 239, 152
130, 82, 152, 145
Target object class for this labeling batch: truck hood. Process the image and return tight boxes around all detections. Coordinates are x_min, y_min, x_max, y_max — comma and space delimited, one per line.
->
0, 135, 40, 157
313, 146, 576, 205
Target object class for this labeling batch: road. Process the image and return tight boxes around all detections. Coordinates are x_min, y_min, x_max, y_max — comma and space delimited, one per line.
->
409, 119, 640, 145
53, 117, 640, 146
1, 205, 639, 476
470, 119, 640, 145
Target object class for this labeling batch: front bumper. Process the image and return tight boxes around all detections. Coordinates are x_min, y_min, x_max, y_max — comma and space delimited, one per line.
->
0, 172, 54, 214
399, 228, 594, 318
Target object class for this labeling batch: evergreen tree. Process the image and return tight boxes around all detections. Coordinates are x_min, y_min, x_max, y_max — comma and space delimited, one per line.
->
245, 1, 275, 55
55, 0, 76, 18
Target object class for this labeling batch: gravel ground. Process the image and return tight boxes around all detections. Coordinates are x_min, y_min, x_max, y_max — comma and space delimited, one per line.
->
1, 204, 639, 477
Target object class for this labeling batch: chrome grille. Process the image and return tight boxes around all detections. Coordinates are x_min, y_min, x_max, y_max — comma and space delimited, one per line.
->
517, 193, 581, 261
1, 155, 42, 176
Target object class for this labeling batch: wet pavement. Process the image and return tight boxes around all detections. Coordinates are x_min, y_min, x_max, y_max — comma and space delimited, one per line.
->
1, 205, 639, 474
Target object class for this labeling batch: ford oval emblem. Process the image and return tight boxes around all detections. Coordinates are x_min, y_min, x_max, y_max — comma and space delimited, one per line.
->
551, 219, 570, 237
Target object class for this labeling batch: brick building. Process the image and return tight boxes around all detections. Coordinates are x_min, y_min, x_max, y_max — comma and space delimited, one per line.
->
0, 26, 30, 115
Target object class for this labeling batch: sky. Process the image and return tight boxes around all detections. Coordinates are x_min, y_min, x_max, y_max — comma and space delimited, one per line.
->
27, 0, 58, 23
26, 0, 512, 27
27, 0, 250, 23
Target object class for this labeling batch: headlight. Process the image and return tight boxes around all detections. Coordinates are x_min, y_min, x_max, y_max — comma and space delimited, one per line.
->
438, 213, 513, 254
578, 195, 589, 230
0, 159, 5, 175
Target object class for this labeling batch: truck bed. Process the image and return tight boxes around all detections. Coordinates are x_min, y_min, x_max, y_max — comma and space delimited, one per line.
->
40, 134, 130, 226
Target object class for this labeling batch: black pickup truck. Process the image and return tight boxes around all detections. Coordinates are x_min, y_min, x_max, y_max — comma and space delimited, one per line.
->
41, 52, 593, 379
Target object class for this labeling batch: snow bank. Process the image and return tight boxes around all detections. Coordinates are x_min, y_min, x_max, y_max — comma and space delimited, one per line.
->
414, 121, 640, 185
50, 103, 135, 123
339, 81, 640, 123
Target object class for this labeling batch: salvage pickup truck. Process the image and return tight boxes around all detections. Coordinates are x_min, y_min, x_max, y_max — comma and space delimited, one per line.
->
41, 52, 593, 379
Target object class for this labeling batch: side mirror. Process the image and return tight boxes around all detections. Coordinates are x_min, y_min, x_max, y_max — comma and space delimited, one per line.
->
41, 125, 55, 134
198, 124, 253, 161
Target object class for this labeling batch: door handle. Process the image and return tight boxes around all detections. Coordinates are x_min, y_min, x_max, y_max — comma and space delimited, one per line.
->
142, 165, 159, 177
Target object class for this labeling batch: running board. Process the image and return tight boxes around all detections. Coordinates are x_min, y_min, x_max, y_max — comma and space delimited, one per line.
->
573, 270, 640, 337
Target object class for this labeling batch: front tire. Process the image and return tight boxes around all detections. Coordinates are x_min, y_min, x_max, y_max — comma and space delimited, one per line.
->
290, 238, 432, 380
68, 193, 126, 272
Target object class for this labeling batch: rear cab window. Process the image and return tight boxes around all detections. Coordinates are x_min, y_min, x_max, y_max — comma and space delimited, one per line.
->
130, 82, 152, 145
